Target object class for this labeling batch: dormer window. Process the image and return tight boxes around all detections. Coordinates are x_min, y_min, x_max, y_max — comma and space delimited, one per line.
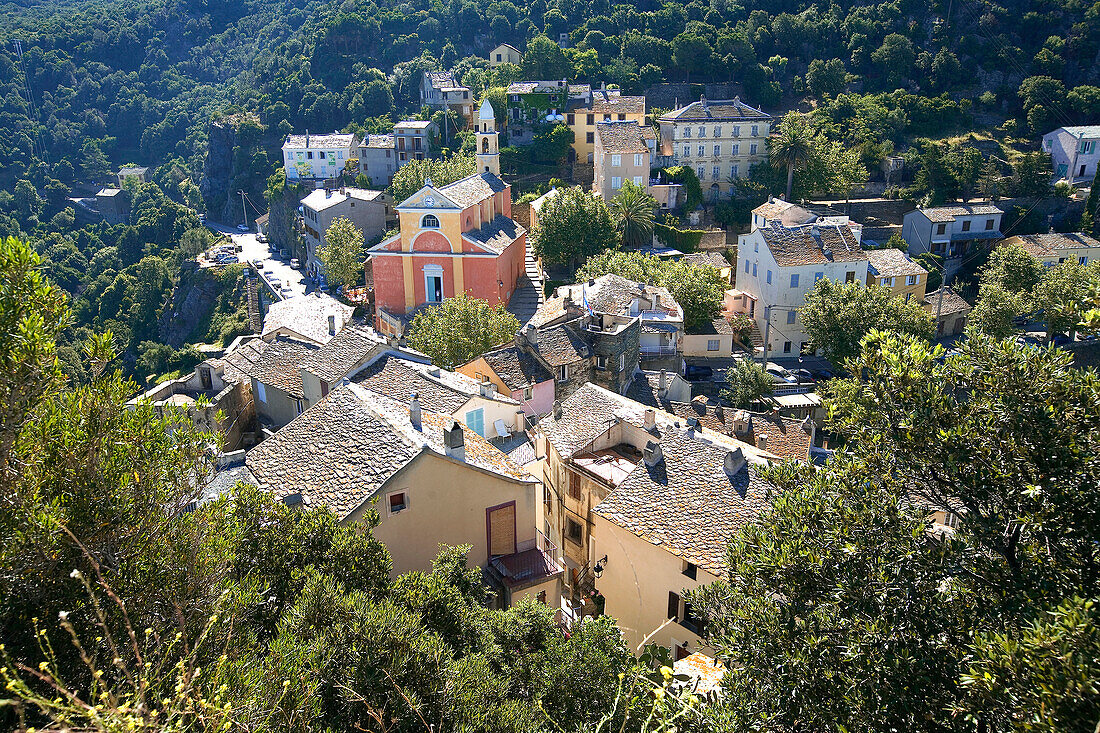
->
421, 214, 440, 228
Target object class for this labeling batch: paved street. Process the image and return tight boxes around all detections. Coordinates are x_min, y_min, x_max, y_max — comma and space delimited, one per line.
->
207, 222, 307, 300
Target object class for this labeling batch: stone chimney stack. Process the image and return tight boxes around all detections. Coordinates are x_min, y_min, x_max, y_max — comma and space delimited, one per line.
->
723, 447, 746, 477
658, 369, 668, 395
409, 392, 422, 431
443, 421, 465, 461
328, 314, 336, 336
643, 440, 664, 467
756, 433, 769, 451
479, 381, 496, 398
644, 408, 656, 430
524, 323, 538, 346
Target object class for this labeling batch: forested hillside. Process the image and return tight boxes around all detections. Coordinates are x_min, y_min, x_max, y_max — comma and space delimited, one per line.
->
2, 0, 1098, 383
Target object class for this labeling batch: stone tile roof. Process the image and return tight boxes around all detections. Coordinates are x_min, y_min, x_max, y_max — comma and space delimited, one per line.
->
581, 94, 645, 115
534, 324, 589, 366
395, 120, 435, 130
284, 132, 357, 149
246, 385, 533, 519
248, 337, 319, 398
481, 344, 555, 391
262, 293, 355, 345
507, 81, 577, 95
438, 172, 509, 208
592, 429, 776, 572
865, 248, 928, 279
353, 354, 517, 413
205, 452, 258, 501
923, 286, 972, 316
680, 251, 729, 270
752, 198, 816, 226
462, 215, 525, 254
1007, 232, 1100, 258
299, 324, 387, 384
920, 204, 1003, 222
219, 339, 269, 384
426, 71, 460, 88
1054, 125, 1100, 138
528, 295, 571, 328
668, 400, 811, 462
659, 98, 771, 123
596, 122, 649, 154
624, 371, 679, 411
364, 134, 394, 148
760, 224, 867, 267
301, 187, 386, 213
558, 274, 681, 319
688, 317, 734, 336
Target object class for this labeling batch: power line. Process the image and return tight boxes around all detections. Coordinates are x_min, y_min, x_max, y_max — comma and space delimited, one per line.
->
13, 40, 49, 167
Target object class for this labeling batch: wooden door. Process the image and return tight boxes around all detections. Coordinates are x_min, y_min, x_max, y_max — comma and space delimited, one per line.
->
487, 502, 516, 557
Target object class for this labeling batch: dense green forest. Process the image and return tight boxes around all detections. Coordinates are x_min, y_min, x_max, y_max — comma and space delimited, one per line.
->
2, 0, 1099, 382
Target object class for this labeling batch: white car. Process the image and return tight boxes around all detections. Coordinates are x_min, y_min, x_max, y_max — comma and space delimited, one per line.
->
237, 224, 249, 232
289, 259, 300, 270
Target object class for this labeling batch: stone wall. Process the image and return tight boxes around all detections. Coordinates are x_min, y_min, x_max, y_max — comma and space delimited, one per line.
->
642, 83, 745, 111
588, 319, 640, 394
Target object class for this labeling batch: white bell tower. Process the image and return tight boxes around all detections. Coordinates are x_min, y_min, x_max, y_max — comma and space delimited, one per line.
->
476, 99, 500, 177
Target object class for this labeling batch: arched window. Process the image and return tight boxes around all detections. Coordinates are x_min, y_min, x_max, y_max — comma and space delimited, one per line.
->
421, 214, 440, 229
482, 137, 490, 153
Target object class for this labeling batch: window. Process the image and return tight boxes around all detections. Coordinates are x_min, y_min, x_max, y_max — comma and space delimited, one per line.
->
255, 381, 267, 403
712, 166, 720, 180
936, 223, 947, 235
558, 364, 568, 381
568, 471, 582, 499
961, 220, 971, 232
696, 166, 705, 179
318, 151, 325, 159
905, 292, 912, 302
683, 145, 690, 157
732, 126, 740, 137
421, 214, 440, 228
523, 385, 533, 401
787, 309, 797, 324
586, 114, 594, 125
985, 219, 995, 230
566, 113, 574, 124
586, 131, 594, 144
745, 260, 750, 274
596, 355, 608, 370
751, 125, 759, 136
465, 408, 485, 436
683, 128, 691, 138
566, 519, 583, 544
698, 145, 705, 157
752, 263, 757, 277
611, 154, 622, 167
619, 353, 625, 371
707, 339, 720, 351
306, 151, 314, 159
881, 277, 894, 287
668, 591, 681, 621
713, 144, 721, 156
618, 113, 626, 120
750, 143, 758, 155
295, 398, 304, 415
846, 271, 855, 283
634, 153, 644, 166
731, 164, 739, 177
731, 143, 739, 155
633, 175, 644, 186
1081, 256, 1089, 265
783, 341, 792, 353
611, 176, 622, 189
790, 273, 799, 288
681, 600, 703, 634
388, 491, 408, 514
683, 561, 697, 579
906, 275, 918, 286
697, 126, 705, 137
714, 127, 722, 137
766, 269, 772, 284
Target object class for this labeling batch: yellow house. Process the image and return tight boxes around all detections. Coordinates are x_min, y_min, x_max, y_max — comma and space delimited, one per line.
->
246, 384, 563, 609
489, 43, 522, 67
534, 383, 772, 636
566, 90, 646, 163
864, 247, 929, 303
1002, 231, 1100, 268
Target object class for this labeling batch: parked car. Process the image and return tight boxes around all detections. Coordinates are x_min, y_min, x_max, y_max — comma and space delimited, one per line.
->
290, 258, 300, 270
237, 224, 249, 232
791, 368, 814, 382
256, 234, 267, 243
765, 365, 797, 383
684, 364, 713, 380
812, 369, 835, 381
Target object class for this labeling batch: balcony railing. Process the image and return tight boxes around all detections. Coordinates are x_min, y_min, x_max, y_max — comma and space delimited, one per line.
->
489, 530, 563, 587
640, 345, 678, 357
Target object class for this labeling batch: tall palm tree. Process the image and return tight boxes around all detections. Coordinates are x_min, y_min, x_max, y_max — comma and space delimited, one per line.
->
769, 112, 815, 201
610, 181, 656, 248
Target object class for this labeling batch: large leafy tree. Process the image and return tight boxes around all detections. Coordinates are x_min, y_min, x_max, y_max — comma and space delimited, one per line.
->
318, 215, 365, 291
407, 293, 520, 368
697, 331, 1100, 731
609, 181, 657, 248
520, 35, 570, 79
799, 278, 935, 363
721, 358, 774, 408
389, 152, 476, 204
531, 186, 617, 267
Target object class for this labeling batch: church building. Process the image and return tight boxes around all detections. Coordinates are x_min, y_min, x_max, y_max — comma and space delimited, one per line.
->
370, 101, 527, 335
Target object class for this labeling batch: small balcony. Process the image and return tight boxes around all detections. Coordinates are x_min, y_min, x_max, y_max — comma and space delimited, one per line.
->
640, 344, 678, 357
487, 530, 564, 591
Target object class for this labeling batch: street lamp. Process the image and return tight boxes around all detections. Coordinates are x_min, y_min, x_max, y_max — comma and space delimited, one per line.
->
593, 555, 608, 579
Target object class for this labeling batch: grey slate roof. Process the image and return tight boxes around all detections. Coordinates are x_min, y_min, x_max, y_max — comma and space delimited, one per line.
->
248, 337, 319, 398
299, 324, 387, 384
1009, 232, 1100, 258
865, 248, 928, 279
557, 275, 680, 319
535, 324, 590, 366
481, 344, 555, 391
262, 293, 355, 345
760, 224, 867, 267
923, 286, 972, 316
578, 93, 645, 115
658, 98, 771, 123
246, 385, 533, 519
463, 215, 525, 254
595, 122, 649, 154
680, 251, 730, 270
353, 354, 517, 414
592, 431, 776, 572
219, 339, 268, 384
438, 172, 509, 208
920, 204, 1003, 222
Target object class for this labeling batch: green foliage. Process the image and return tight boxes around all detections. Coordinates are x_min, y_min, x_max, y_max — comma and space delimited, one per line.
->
662, 166, 703, 211
521, 35, 570, 79
806, 58, 848, 99
318, 216, 366, 292
799, 278, 935, 363
769, 112, 815, 200
389, 152, 477, 204
531, 187, 617, 266
721, 358, 774, 408
578, 249, 725, 329
407, 294, 521, 368
652, 221, 704, 253
530, 123, 575, 164
609, 181, 656, 248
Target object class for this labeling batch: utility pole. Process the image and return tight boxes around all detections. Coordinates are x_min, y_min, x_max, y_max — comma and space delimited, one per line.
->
238, 189, 249, 230
760, 305, 772, 367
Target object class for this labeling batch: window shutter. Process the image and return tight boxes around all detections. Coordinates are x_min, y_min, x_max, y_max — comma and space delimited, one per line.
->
488, 503, 516, 556
668, 591, 680, 621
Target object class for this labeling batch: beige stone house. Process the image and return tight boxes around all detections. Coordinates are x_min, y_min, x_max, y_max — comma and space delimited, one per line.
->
489, 43, 522, 67
924, 286, 972, 338
864, 247, 929, 303
246, 385, 562, 608
593, 122, 651, 202
1003, 231, 1100, 268
301, 187, 394, 280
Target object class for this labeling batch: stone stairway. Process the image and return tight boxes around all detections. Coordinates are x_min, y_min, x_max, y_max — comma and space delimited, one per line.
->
507, 242, 546, 325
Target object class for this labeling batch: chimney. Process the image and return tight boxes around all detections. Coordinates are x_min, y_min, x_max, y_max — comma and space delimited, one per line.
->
756, 433, 769, 451
654, 292, 661, 308
443, 421, 465, 461
524, 323, 538, 346
643, 440, 663, 467
700, 94, 707, 108
714, 404, 724, 422
733, 410, 750, 436
691, 395, 707, 415
515, 409, 527, 432
305, 129, 310, 147
658, 369, 668, 395
428, 365, 441, 377
686, 417, 701, 433
588, 278, 596, 286
644, 408, 656, 429
409, 392, 422, 431
479, 381, 496, 398
723, 447, 746, 477
327, 314, 336, 336
553, 401, 563, 419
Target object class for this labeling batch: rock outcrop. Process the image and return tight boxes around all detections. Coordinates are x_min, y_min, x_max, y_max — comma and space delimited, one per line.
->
200, 114, 267, 225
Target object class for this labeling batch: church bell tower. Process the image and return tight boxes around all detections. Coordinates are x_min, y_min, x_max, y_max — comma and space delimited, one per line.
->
476, 99, 500, 177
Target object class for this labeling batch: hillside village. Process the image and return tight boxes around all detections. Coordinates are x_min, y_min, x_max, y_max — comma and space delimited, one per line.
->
4, 7, 1100, 730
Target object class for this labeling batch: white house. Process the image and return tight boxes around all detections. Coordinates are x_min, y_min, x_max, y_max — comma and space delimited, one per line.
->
901, 204, 1003, 280
734, 221, 868, 356
1042, 125, 1100, 183
283, 132, 360, 183
657, 96, 772, 202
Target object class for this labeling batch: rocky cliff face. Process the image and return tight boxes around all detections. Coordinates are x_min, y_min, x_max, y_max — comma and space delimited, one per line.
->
200, 114, 268, 225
